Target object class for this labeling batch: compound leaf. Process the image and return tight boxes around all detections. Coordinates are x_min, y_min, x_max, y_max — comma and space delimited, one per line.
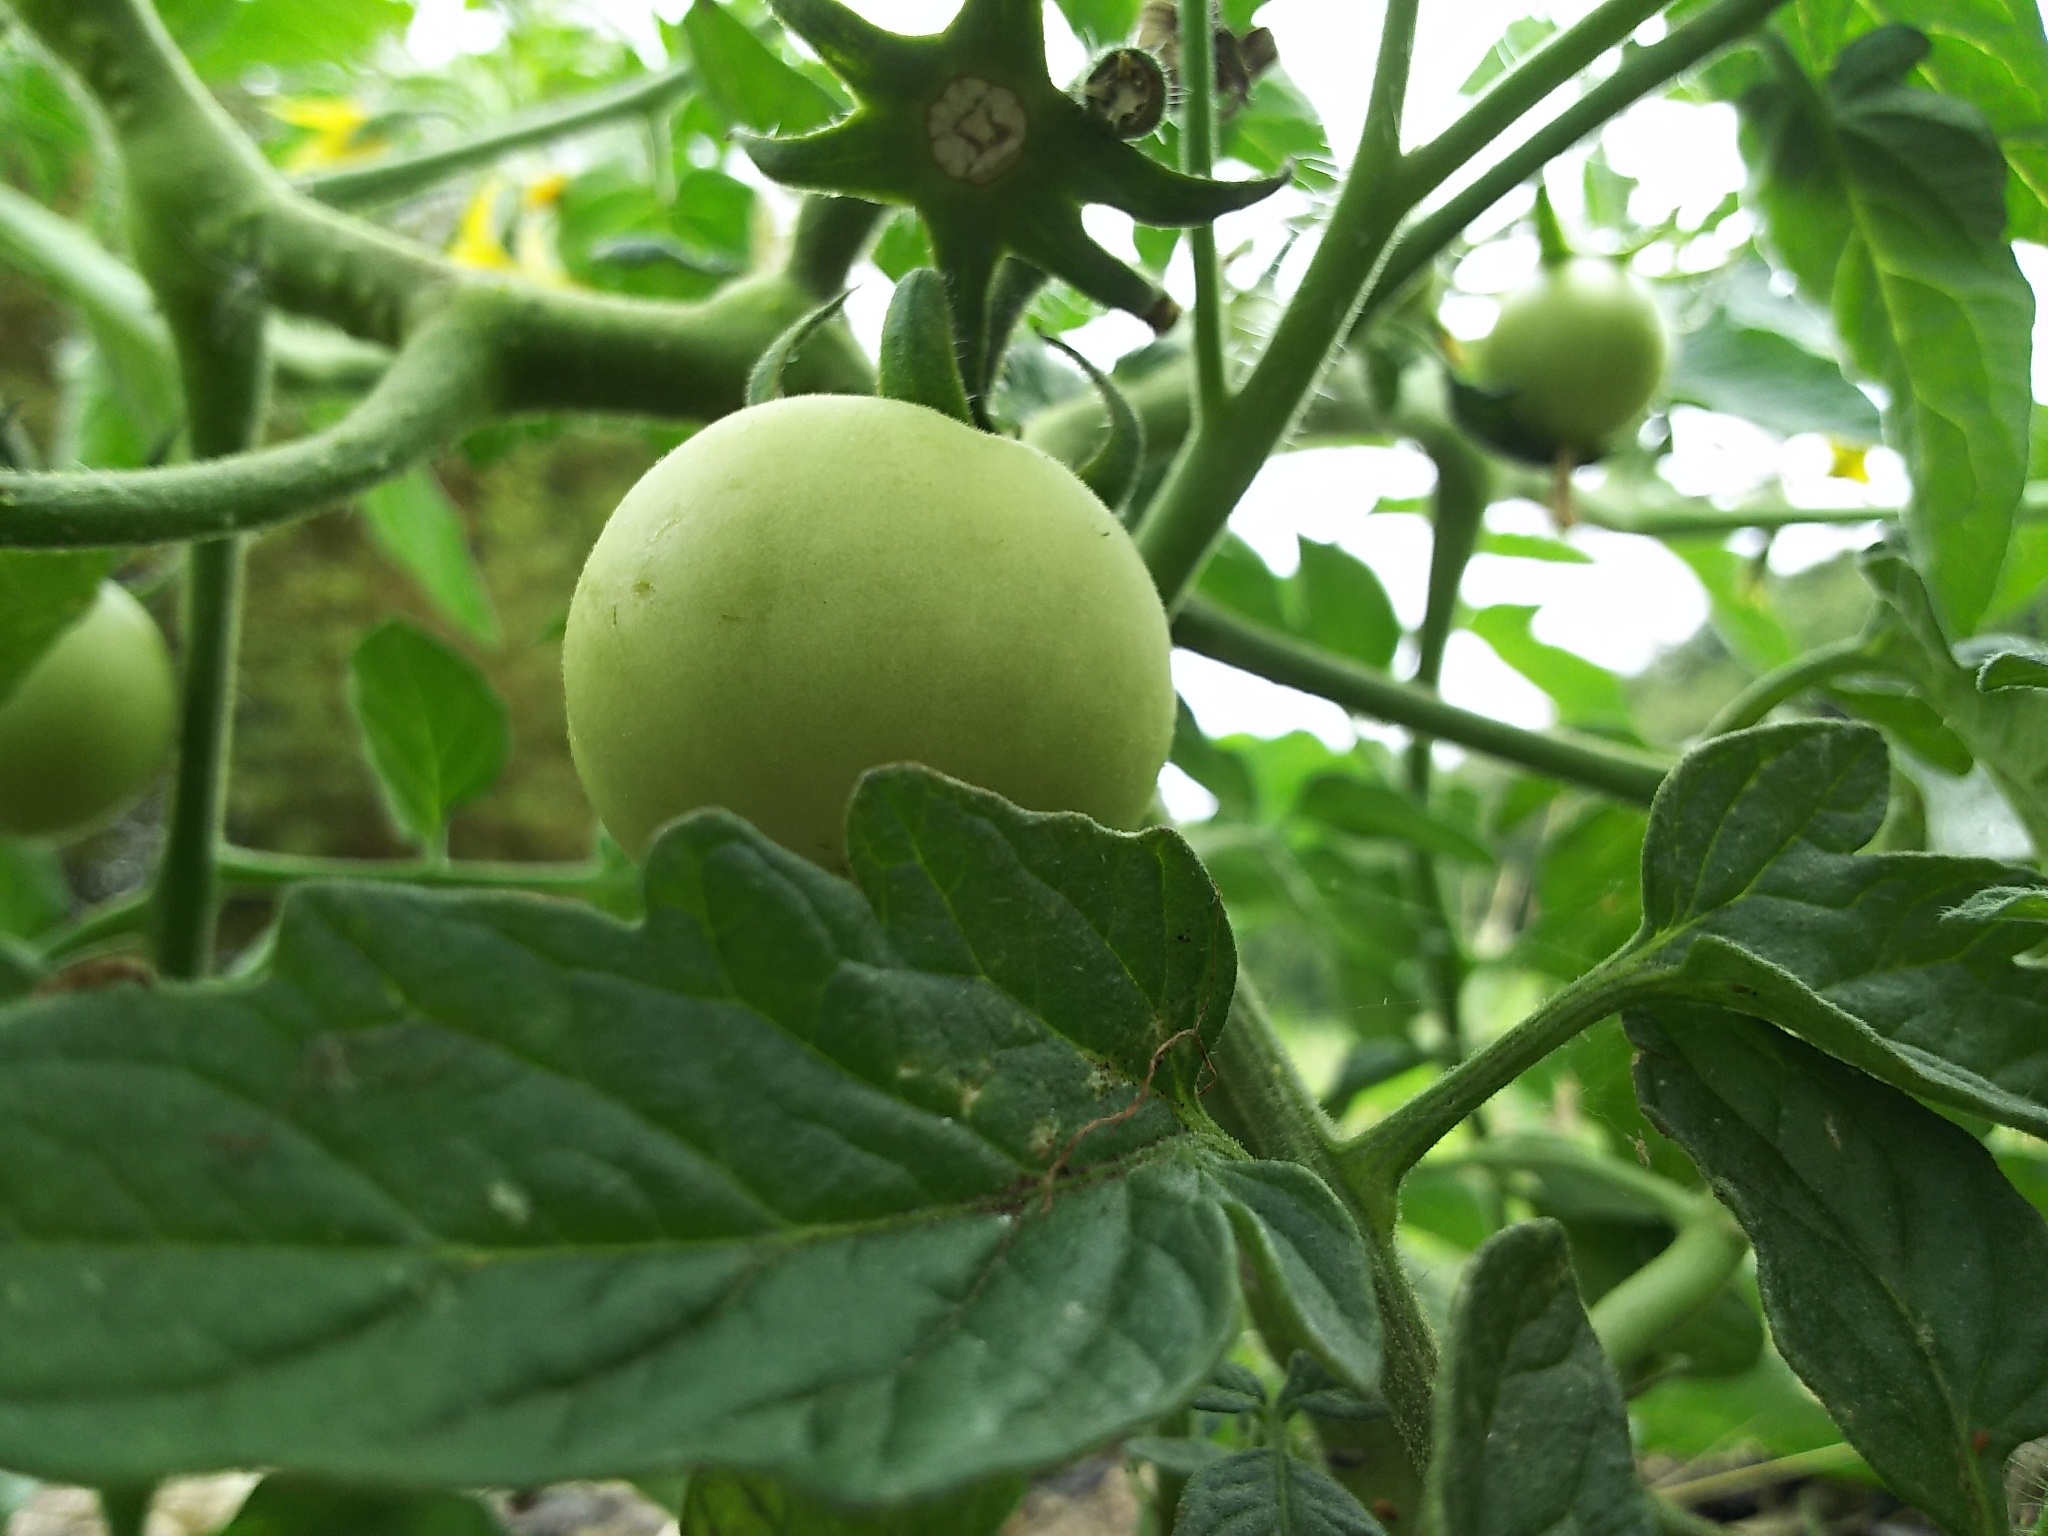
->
1631, 1006, 2048, 1536
347, 620, 510, 847
0, 769, 1242, 1498
1636, 719, 2048, 1136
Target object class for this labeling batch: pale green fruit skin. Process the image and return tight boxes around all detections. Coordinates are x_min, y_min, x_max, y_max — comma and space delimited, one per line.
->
563, 394, 1177, 864
0, 582, 176, 841
1478, 257, 1669, 452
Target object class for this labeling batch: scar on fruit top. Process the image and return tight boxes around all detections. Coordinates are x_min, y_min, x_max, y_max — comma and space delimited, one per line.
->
740, 0, 1290, 373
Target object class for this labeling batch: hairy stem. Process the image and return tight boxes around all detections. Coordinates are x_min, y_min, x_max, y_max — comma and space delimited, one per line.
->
1403, 427, 1491, 1088
1133, 0, 1417, 606
1366, 0, 1791, 320
1341, 946, 1659, 1198
1179, 0, 1226, 420
785, 196, 887, 298
217, 847, 607, 893
1173, 599, 1672, 803
1703, 633, 1890, 736
1653, 1445, 1871, 1507
299, 63, 695, 208
0, 309, 494, 546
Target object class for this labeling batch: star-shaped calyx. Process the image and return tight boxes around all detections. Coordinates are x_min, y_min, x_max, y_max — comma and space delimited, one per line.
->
743, 0, 1288, 385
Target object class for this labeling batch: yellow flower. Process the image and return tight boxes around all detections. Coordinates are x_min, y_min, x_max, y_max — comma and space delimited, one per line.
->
1827, 441, 1871, 483
448, 177, 516, 270
273, 98, 379, 172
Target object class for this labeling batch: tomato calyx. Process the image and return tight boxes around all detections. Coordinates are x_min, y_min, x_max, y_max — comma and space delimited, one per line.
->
742, 0, 1288, 395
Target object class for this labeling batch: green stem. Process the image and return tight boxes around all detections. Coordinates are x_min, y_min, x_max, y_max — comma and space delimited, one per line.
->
299, 63, 695, 209
1365, 0, 1790, 320
1340, 945, 1657, 1194
1587, 1200, 1749, 1377
151, 535, 244, 977
0, 310, 494, 546
1398, 0, 1670, 206
1132, 0, 1416, 606
1404, 429, 1490, 1094
1172, 599, 1672, 804
784, 196, 887, 298
1653, 1444, 1871, 1506
1178, 0, 1226, 421
1702, 633, 1890, 736
216, 846, 606, 893
1651, 1496, 1728, 1536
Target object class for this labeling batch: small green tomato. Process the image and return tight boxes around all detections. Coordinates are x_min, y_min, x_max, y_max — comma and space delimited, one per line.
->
0, 582, 176, 841
1477, 256, 1669, 454
563, 394, 1176, 865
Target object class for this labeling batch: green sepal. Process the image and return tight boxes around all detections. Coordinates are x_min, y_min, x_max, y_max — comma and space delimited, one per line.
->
981, 256, 1049, 396
878, 269, 975, 426
1038, 331, 1146, 521
745, 289, 858, 406
1447, 373, 1606, 467
1532, 184, 1573, 267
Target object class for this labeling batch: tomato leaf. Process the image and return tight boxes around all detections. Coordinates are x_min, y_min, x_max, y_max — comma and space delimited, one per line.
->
1296, 776, 1495, 867
1426, 1221, 1654, 1536
347, 620, 511, 848
684, 0, 841, 136
1175, 1449, 1385, 1536
1945, 885, 2048, 927
1740, 25, 2033, 633
1209, 1161, 1380, 1397
1466, 605, 1636, 736
1630, 1006, 2048, 1536
1634, 718, 2048, 1136
217, 1478, 507, 1536
1294, 540, 1400, 671
359, 469, 500, 647
0, 768, 1251, 1495
1864, 547, 2048, 855
1666, 303, 1883, 442
680, 1469, 1024, 1535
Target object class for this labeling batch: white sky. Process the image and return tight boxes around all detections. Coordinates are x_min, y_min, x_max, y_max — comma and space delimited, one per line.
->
410, 0, 2048, 822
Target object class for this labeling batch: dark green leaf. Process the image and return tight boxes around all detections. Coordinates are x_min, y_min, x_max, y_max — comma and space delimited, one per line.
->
359, 470, 501, 647
1631, 1006, 2048, 1536
680, 1469, 1023, 1535
1294, 541, 1399, 671
1176, 1449, 1385, 1536
1865, 547, 2048, 853
218, 1477, 507, 1536
1636, 719, 2048, 1137
1742, 29, 2034, 632
1467, 605, 1636, 735
684, 0, 842, 134
347, 620, 511, 846
1427, 1221, 1653, 1536
0, 768, 1244, 1494
1296, 777, 1495, 866
1460, 17, 1556, 94
1515, 805, 1647, 981
0, 555, 110, 710
1192, 1361, 1269, 1415
0, 937, 41, 1004
1209, 1161, 1379, 1396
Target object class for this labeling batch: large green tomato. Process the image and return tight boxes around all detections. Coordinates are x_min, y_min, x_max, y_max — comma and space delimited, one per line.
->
0, 582, 176, 841
563, 394, 1176, 864
1477, 256, 1668, 453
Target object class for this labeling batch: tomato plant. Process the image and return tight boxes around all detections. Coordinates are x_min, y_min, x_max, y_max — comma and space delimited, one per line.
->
0, 0, 2044, 1532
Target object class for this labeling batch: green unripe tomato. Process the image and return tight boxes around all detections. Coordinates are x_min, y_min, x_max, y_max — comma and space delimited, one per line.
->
1477, 257, 1669, 453
0, 582, 176, 841
563, 394, 1177, 866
